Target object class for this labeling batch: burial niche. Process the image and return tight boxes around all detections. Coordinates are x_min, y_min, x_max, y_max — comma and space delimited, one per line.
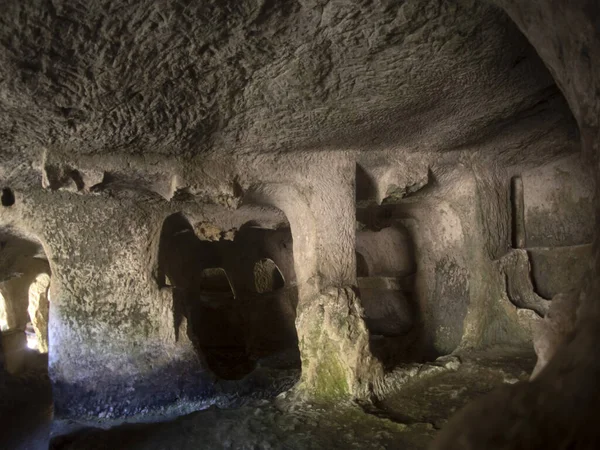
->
356, 213, 420, 368
355, 166, 421, 368
518, 156, 594, 300
158, 213, 300, 380
253, 258, 285, 293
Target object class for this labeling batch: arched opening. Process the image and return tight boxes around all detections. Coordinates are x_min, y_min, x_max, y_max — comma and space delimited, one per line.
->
158, 212, 300, 381
0, 230, 50, 374
199, 267, 235, 293
253, 258, 285, 293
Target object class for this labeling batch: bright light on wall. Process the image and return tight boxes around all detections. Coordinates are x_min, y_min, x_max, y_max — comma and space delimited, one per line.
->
25, 325, 39, 351
0, 291, 8, 331
27, 336, 39, 350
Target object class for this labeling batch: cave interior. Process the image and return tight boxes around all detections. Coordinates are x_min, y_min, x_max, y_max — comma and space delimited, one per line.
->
1, 1, 599, 449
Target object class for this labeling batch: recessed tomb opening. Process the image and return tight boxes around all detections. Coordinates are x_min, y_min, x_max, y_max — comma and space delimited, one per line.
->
158, 213, 300, 380
356, 206, 420, 369
254, 258, 285, 293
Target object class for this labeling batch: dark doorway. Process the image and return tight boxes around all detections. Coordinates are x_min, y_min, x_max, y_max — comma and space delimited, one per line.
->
158, 214, 300, 380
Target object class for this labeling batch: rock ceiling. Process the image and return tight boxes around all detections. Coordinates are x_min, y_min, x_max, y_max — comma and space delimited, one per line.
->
0, 0, 575, 171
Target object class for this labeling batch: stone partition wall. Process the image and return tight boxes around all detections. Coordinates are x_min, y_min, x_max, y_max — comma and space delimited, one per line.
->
522, 154, 594, 248
433, 1, 600, 448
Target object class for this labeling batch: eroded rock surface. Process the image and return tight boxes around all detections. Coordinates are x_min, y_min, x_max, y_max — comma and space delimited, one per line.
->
0, 0, 598, 449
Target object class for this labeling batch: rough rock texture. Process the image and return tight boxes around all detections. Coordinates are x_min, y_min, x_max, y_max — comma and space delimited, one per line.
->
432, 1, 600, 449
50, 402, 435, 450
0, 0, 595, 433
355, 226, 416, 276
0, 0, 575, 165
522, 155, 594, 248
39, 351, 530, 450
253, 258, 285, 294
295, 287, 381, 401
528, 245, 593, 299
359, 286, 414, 337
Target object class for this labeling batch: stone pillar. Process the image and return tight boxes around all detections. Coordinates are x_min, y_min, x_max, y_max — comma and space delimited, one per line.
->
22, 191, 208, 418
246, 156, 381, 400
297, 157, 382, 400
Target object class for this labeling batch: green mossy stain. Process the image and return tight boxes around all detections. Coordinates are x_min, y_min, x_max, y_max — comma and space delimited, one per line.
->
312, 346, 349, 401
301, 324, 350, 402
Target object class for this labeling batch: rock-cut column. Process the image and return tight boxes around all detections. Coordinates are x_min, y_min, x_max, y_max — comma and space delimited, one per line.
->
247, 155, 382, 401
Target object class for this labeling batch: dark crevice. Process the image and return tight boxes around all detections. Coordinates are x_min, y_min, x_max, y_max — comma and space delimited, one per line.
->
356, 399, 439, 429
1, 188, 15, 206
526, 250, 552, 302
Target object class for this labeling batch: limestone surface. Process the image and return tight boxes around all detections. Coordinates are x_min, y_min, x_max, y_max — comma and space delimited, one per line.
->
0, 0, 598, 449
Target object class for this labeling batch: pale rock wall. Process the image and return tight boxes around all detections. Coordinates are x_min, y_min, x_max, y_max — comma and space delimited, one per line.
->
433, 1, 600, 448
356, 227, 416, 277
0, 258, 50, 332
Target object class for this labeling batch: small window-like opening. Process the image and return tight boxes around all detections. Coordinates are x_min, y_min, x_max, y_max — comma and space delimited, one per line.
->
200, 268, 235, 293
253, 258, 285, 293
0, 235, 51, 377
1, 188, 15, 207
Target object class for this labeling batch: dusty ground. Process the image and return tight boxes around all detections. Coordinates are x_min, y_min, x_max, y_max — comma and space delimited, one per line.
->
5, 347, 533, 450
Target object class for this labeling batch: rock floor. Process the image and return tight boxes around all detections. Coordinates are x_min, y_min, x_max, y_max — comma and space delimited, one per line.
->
1, 347, 535, 450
